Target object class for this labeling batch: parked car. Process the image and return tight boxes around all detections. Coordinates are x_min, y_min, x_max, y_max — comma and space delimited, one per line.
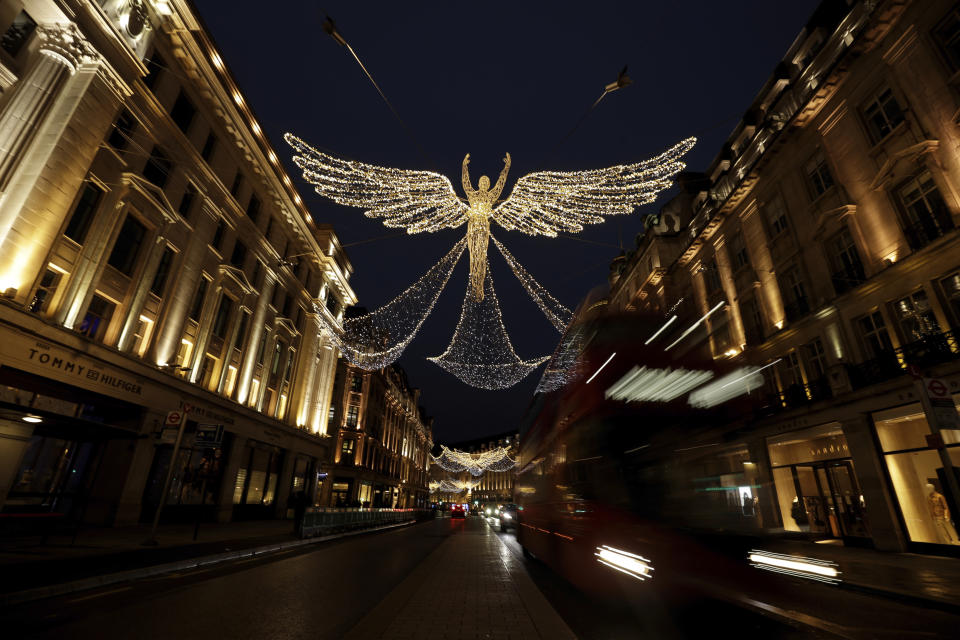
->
451, 504, 466, 519
499, 503, 518, 532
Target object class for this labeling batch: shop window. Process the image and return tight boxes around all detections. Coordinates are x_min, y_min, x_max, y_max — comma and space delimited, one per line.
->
940, 272, 960, 328
894, 289, 942, 342
77, 296, 113, 342
64, 182, 105, 245
7, 436, 95, 511
862, 87, 905, 143
239, 445, 280, 506
896, 173, 954, 250
143, 51, 165, 90
201, 131, 217, 162
142, 145, 172, 189
210, 219, 226, 252
805, 151, 835, 198
178, 183, 197, 220
933, 7, 960, 72
188, 276, 209, 322
764, 196, 789, 237
346, 405, 359, 428
1, 10, 36, 57
29, 268, 62, 314
873, 400, 960, 545
170, 89, 195, 133
827, 227, 866, 294
331, 479, 351, 507
150, 246, 175, 296
107, 110, 136, 151
856, 311, 893, 358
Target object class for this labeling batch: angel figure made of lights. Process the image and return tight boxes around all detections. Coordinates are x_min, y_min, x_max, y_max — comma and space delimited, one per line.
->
284, 133, 695, 389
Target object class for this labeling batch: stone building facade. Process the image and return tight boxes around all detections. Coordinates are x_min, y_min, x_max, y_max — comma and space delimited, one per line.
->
607, 0, 960, 554
323, 360, 433, 508
0, 1, 355, 526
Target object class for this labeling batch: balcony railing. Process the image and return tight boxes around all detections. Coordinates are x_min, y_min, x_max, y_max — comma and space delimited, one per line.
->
848, 331, 959, 388
902, 215, 955, 252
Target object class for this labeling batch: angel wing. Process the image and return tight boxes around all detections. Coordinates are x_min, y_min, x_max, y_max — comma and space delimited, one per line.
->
285, 134, 469, 234
492, 137, 696, 237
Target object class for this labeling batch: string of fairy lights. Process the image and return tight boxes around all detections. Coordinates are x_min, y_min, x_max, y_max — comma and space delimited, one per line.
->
316, 238, 466, 370
491, 234, 573, 332
428, 264, 550, 389
431, 445, 518, 476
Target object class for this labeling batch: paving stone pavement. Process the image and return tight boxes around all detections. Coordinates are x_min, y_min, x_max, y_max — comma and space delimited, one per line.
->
345, 521, 576, 639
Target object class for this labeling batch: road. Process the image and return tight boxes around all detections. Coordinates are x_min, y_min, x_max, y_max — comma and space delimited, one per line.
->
1, 515, 956, 639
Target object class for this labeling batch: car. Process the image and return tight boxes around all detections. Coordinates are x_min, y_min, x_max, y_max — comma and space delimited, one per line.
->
451, 504, 466, 519
499, 503, 518, 532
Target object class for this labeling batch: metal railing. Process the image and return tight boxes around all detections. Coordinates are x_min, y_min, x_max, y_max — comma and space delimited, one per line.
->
297, 507, 429, 539
848, 331, 958, 388
902, 215, 955, 251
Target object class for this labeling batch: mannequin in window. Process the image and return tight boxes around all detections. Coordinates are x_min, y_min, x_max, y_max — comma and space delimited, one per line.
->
927, 480, 959, 544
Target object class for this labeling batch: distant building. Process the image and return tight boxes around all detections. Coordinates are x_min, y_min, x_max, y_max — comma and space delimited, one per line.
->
0, 1, 355, 526
323, 360, 433, 508
607, 0, 960, 553
431, 429, 518, 505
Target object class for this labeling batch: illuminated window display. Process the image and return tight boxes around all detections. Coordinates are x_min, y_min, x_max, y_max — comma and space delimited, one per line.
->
873, 400, 960, 546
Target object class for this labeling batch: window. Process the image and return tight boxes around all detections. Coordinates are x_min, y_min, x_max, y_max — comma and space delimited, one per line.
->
265, 217, 274, 242
143, 146, 172, 189
804, 339, 827, 380
940, 272, 960, 327
730, 232, 749, 270
246, 194, 260, 223
351, 373, 363, 393
857, 311, 893, 358
130, 316, 154, 356
896, 173, 954, 249
107, 215, 148, 275
201, 131, 217, 161
189, 277, 208, 321
78, 294, 115, 341
199, 354, 217, 390
107, 110, 136, 151
270, 341, 284, 378
780, 266, 809, 320
178, 183, 197, 220
230, 172, 243, 198
862, 87, 905, 143
256, 328, 268, 365
252, 260, 263, 288
1, 10, 36, 57
170, 90, 196, 133
346, 406, 359, 428
702, 258, 722, 293
894, 290, 941, 342
281, 294, 293, 318
805, 151, 835, 198
150, 247, 175, 296
64, 182, 104, 244
827, 227, 866, 294
211, 219, 226, 252
235, 312, 250, 349
143, 52, 165, 89
29, 269, 62, 314
328, 406, 336, 425
326, 294, 340, 317
740, 296, 764, 345
934, 7, 960, 71
764, 196, 789, 236
340, 439, 356, 464
211, 295, 232, 339
230, 240, 247, 270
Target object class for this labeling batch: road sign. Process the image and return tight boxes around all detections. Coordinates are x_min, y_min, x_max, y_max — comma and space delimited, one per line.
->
926, 378, 949, 398
165, 411, 184, 427
194, 423, 224, 447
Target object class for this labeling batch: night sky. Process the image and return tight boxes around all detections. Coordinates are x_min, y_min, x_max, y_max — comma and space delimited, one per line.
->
192, 0, 819, 443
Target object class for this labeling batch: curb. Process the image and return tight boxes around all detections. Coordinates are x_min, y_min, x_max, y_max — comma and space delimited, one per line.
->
0, 519, 417, 607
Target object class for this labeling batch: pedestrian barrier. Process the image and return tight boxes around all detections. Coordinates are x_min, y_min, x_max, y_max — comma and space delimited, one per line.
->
297, 507, 430, 538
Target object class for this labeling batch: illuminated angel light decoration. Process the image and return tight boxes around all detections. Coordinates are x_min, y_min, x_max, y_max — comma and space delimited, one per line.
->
285, 133, 695, 387
430, 477, 483, 494
431, 445, 518, 476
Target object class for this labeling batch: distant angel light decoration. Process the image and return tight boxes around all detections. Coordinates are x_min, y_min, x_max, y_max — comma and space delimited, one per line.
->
285, 133, 695, 388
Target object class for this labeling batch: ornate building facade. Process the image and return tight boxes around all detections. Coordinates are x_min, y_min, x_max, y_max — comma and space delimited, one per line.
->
0, 1, 355, 525
323, 360, 433, 508
608, 0, 960, 554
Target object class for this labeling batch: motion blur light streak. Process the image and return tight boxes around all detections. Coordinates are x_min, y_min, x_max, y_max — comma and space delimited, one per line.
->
748, 550, 841, 584
664, 301, 726, 351
687, 365, 767, 408
595, 545, 654, 581
644, 315, 677, 344
585, 352, 616, 384
605, 366, 714, 403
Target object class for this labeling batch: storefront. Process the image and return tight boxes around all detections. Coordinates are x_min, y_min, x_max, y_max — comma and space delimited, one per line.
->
767, 422, 871, 544
231, 439, 285, 520
872, 397, 960, 550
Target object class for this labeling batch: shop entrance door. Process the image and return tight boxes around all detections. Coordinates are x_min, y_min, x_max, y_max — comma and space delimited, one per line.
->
795, 461, 870, 542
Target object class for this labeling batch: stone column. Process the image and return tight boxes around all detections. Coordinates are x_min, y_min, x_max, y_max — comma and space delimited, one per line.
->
113, 433, 160, 525
273, 449, 295, 519
0, 420, 34, 510
290, 316, 320, 429
215, 435, 247, 524
236, 271, 276, 406
117, 233, 171, 352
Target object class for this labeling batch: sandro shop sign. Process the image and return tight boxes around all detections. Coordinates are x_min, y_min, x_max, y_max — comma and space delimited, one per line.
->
6, 333, 147, 403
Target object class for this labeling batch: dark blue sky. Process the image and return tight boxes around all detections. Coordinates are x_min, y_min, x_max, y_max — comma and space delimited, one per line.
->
192, 0, 820, 442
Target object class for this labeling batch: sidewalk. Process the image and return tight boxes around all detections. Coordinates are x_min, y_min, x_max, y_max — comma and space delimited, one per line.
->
0, 517, 416, 605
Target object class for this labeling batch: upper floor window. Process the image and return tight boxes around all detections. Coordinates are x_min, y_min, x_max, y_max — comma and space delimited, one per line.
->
894, 289, 941, 342
189, 276, 209, 322
201, 131, 217, 162
351, 373, 363, 393
230, 240, 247, 270
933, 7, 960, 72
281, 293, 293, 318
702, 258, 721, 293
730, 232, 749, 270
862, 88, 905, 143
782, 351, 804, 388
230, 171, 243, 198
896, 172, 954, 250
827, 227, 866, 293
143, 52, 165, 90
150, 246, 175, 296
1, 11, 36, 58
740, 296, 764, 346
856, 311, 893, 359
178, 183, 197, 220
805, 151, 835, 198
29, 268, 62, 314
764, 196, 789, 237
143, 146, 172, 189
326, 293, 341, 317
246, 194, 260, 223
803, 338, 827, 381
780, 266, 809, 320
78, 294, 115, 342
346, 405, 359, 428
107, 110, 136, 151
341, 438, 356, 462
211, 219, 226, 253
211, 295, 232, 339
170, 90, 196, 133
107, 215, 147, 276
64, 182, 105, 245
939, 272, 960, 328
